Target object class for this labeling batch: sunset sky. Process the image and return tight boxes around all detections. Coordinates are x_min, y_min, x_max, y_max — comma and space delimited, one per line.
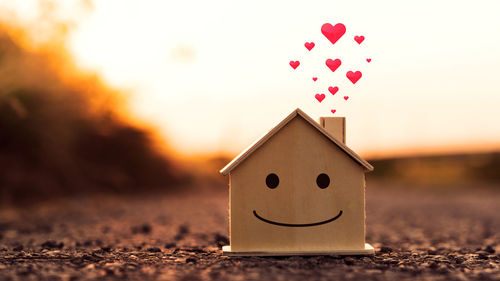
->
2, 0, 500, 158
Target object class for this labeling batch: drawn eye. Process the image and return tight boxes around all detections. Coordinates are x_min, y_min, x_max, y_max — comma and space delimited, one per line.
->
316, 173, 330, 189
265, 173, 279, 189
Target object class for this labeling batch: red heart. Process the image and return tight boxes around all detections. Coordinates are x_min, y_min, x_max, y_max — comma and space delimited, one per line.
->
325, 59, 341, 72
366, 58, 371, 63
321, 23, 346, 45
289, 60, 300, 69
315, 93, 325, 103
328, 86, 339, 95
346, 71, 362, 84
304, 42, 315, 51
331, 109, 336, 114
354, 35, 365, 44
344, 96, 349, 100
312, 77, 318, 81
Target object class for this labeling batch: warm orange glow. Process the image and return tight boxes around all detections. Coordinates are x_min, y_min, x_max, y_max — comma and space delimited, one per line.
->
2, 0, 500, 159
0, 7, 178, 160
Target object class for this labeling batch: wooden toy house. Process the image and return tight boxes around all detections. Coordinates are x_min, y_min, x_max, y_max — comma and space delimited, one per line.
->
219, 108, 374, 256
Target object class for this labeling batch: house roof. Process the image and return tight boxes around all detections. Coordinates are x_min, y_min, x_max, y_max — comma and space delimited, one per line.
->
220, 108, 374, 175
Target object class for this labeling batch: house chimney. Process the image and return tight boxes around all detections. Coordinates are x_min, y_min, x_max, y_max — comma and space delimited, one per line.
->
319, 117, 346, 144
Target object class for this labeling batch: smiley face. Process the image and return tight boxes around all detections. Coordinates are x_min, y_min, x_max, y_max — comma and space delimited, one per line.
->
229, 117, 365, 251
252, 173, 343, 227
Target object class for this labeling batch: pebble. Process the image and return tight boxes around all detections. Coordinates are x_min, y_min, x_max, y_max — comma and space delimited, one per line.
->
484, 245, 496, 254
101, 246, 112, 252
147, 247, 161, 253
477, 252, 490, 260
131, 224, 152, 234
84, 264, 95, 270
165, 242, 177, 249
344, 257, 355, 265
70, 257, 84, 265
178, 225, 189, 235
379, 246, 393, 253
174, 225, 190, 241
428, 248, 438, 255
213, 233, 229, 247
41, 240, 64, 249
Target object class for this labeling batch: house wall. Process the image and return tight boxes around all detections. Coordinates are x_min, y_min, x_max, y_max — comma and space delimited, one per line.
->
229, 116, 366, 252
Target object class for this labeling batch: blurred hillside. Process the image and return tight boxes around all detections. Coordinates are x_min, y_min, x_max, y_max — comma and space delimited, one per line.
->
200, 151, 500, 190
0, 25, 186, 205
367, 151, 500, 187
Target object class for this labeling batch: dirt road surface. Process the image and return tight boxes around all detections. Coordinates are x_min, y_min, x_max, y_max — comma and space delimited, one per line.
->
0, 182, 499, 281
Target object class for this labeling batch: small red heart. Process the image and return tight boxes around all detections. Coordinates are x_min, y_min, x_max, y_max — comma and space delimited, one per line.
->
366, 58, 371, 63
328, 86, 339, 95
312, 77, 318, 81
304, 42, 315, 51
315, 93, 325, 103
321, 23, 346, 45
331, 109, 336, 114
326, 59, 341, 72
354, 35, 365, 44
289, 60, 300, 70
344, 96, 349, 100
346, 71, 362, 84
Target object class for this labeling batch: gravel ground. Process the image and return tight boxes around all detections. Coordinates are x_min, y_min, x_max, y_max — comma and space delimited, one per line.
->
0, 182, 499, 281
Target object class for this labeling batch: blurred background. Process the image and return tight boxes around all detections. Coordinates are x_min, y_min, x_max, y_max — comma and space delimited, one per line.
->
0, 2, 499, 280
0, 0, 500, 205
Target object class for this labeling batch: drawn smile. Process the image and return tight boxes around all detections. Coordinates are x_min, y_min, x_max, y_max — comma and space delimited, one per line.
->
253, 210, 343, 227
